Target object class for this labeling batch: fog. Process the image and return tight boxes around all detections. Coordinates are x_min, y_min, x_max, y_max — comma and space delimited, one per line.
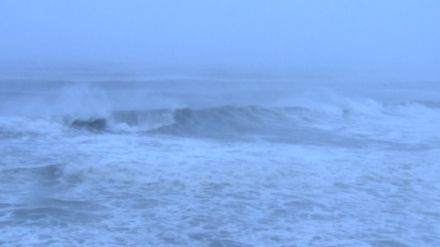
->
2, 2, 440, 246
0, 0, 439, 79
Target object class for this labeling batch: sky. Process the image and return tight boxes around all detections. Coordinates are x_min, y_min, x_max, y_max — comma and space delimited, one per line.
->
0, 0, 439, 78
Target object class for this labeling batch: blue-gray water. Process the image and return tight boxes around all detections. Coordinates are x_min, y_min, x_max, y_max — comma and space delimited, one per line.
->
0, 76, 439, 246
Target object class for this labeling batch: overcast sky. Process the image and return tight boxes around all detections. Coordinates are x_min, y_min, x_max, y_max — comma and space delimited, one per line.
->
0, 0, 439, 78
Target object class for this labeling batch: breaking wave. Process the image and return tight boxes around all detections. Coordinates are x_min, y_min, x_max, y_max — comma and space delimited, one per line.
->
1, 101, 440, 148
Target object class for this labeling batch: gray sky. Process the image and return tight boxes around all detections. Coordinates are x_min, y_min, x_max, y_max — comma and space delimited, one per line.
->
0, 0, 439, 78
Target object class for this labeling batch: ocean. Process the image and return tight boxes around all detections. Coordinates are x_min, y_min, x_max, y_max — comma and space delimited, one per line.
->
0, 75, 439, 246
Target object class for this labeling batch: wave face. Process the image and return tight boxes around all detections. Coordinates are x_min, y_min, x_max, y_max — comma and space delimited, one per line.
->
154, 106, 295, 137
1, 78, 440, 246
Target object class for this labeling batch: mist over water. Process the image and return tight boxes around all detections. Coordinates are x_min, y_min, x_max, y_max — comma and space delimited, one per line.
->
1, 0, 440, 78
1, 1, 440, 246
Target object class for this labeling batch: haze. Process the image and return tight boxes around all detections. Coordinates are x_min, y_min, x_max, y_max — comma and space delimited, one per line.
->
0, 0, 439, 79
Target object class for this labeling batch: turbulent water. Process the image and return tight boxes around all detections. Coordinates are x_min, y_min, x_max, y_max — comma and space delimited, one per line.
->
0, 76, 439, 246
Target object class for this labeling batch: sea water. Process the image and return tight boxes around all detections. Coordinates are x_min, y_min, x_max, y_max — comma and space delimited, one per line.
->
0, 75, 439, 246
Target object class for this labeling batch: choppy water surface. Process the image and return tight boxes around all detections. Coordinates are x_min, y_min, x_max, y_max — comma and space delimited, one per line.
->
0, 77, 439, 246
